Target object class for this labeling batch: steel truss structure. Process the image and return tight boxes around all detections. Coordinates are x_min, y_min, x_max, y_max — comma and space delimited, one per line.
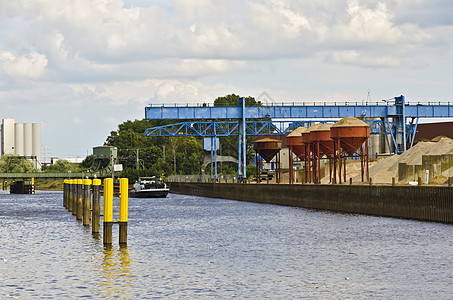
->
145, 95, 451, 180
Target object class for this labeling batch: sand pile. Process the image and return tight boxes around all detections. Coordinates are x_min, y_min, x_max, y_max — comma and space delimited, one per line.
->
429, 175, 448, 185
332, 117, 369, 127
319, 159, 382, 184
356, 137, 453, 184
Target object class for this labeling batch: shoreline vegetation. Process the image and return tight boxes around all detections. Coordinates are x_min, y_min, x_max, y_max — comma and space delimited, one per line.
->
34, 180, 63, 191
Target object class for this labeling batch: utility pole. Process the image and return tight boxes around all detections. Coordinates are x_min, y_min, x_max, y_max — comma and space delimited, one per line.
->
136, 149, 139, 170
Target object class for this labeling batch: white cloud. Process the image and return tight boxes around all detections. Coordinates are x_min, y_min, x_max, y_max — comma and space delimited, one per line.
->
327, 50, 401, 68
0, 51, 48, 79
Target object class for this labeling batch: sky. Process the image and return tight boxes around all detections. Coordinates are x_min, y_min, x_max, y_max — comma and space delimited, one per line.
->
1, 0, 452, 160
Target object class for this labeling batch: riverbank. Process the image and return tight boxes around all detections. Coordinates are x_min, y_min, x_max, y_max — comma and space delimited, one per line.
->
34, 180, 63, 191
169, 182, 453, 224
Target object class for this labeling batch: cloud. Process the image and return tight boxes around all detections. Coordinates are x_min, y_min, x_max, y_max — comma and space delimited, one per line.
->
327, 50, 401, 68
0, 0, 448, 88
0, 51, 48, 79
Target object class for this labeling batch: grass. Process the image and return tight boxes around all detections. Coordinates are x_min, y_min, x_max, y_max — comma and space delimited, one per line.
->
34, 180, 64, 191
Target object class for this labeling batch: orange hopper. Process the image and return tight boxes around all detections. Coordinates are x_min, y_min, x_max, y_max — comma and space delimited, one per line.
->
331, 117, 370, 183
253, 138, 282, 162
285, 127, 307, 158
301, 124, 322, 183
310, 123, 334, 156
331, 118, 370, 154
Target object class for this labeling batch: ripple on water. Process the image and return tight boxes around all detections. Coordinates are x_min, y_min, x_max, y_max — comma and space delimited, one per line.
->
1, 191, 452, 298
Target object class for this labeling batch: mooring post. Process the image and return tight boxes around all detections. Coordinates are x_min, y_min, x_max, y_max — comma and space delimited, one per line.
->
119, 178, 128, 245
449, 177, 452, 187
67, 180, 73, 212
76, 179, 83, 221
103, 178, 113, 245
71, 180, 77, 216
83, 179, 92, 226
392, 177, 396, 186
65, 180, 70, 209
63, 180, 68, 209
92, 179, 101, 234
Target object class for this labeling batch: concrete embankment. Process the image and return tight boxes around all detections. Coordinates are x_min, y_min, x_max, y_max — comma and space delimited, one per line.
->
169, 183, 453, 224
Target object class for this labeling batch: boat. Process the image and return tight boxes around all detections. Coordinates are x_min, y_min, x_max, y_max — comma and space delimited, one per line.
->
129, 177, 169, 198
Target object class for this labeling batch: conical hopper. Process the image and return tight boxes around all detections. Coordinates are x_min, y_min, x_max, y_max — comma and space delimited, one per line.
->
302, 124, 322, 144
285, 127, 307, 158
253, 138, 282, 162
331, 117, 370, 155
310, 123, 334, 155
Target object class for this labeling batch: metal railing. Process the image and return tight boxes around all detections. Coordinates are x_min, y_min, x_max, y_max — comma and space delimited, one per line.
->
168, 174, 237, 183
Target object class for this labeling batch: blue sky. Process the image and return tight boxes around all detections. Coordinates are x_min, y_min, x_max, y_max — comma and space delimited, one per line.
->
1, 0, 452, 160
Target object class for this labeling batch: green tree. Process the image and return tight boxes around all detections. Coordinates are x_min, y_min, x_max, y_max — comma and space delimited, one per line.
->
214, 93, 261, 107
105, 119, 203, 179
213, 94, 262, 167
0, 155, 37, 173
80, 155, 94, 169
43, 159, 78, 173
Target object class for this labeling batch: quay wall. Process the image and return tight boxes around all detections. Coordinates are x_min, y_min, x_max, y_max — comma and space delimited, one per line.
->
169, 183, 453, 224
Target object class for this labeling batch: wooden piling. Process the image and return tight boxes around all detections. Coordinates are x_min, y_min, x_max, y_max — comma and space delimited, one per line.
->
103, 178, 113, 245
63, 180, 68, 209
83, 179, 92, 226
76, 179, 83, 221
71, 180, 77, 215
119, 178, 128, 245
92, 179, 101, 234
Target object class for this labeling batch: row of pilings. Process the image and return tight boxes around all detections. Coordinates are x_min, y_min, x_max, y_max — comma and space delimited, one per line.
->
63, 178, 129, 246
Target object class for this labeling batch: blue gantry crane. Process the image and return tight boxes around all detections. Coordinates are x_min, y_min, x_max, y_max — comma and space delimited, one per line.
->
144, 95, 453, 180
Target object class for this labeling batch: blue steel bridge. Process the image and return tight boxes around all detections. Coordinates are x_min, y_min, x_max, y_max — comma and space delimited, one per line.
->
144, 95, 453, 180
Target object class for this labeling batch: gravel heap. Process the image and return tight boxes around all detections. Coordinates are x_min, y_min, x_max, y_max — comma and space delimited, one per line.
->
354, 137, 453, 184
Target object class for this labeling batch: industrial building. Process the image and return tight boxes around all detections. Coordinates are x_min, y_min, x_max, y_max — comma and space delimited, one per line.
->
1, 118, 42, 169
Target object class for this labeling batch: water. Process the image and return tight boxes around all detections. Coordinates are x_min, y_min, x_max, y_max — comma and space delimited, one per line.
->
1, 190, 452, 299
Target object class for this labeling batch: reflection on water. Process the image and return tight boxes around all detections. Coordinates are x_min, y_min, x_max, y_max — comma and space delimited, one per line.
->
100, 246, 134, 298
0, 191, 452, 298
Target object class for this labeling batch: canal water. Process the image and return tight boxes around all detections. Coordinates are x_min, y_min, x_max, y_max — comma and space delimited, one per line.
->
1, 190, 452, 299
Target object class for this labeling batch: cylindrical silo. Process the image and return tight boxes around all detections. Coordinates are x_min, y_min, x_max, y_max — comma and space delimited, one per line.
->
1, 118, 16, 155
32, 123, 42, 168
14, 123, 24, 156
24, 123, 33, 157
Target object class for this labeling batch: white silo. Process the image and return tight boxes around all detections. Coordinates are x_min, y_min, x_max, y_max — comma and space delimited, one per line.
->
15, 123, 25, 156
1, 118, 15, 156
24, 123, 33, 157
32, 123, 42, 168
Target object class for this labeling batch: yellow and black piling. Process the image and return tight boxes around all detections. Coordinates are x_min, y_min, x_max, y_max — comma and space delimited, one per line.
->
71, 180, 77, 216
103, 178, 113, 245
92, 179, 101, 234
119, 178, 128, 245
63, 179, 68, 209
83, 179, 92, 226
76, 179, 83, 221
